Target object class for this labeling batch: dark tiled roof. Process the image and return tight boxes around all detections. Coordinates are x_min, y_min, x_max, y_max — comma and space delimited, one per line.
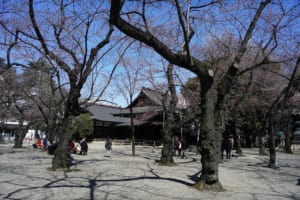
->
142, 87, 165, 106
112, 106, 162, 115
86, 104, 162, 126
128, 87, 171, 108
87, 105, 130, 124
86, 87, 186, 126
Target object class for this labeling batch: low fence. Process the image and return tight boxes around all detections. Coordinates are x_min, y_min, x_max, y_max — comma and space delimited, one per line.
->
112, 139, 162, 146
92, 138, 198, 153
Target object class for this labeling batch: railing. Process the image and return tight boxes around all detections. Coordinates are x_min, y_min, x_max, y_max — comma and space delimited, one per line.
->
112, 139, 162, 146
91, 138, 198, 153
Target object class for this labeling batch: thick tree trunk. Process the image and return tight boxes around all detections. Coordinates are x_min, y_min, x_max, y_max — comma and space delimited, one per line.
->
14, 121, 29, 148
51, 87, 82, 170
159, 105, 175, 165
232, 120, 242, 155
159, 125, 175, 165
131, 129, 136, 157
46, 120, 58, 144
47, 127, 57, 144
51, 116, 73, 170
268, 114, 277, 168
284, 130, 293, 153
258, 136, 265, 154
14, 130, 25, 148
234, 131, 242, 155
194, 86, 224, 191
0, 132, 3, 144
284, 116, 293, 153
159, 63, 177, 165
258, 132, 267, 155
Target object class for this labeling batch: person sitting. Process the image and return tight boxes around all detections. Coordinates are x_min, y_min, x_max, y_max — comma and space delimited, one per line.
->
32, 137, 42, 150
74, 142, 81, 154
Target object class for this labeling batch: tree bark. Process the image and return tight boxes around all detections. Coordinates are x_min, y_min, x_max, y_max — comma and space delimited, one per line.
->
51, 116, 73, 170
129, 96, 136, 156
258, 128, 267, 155
159, 120, 175, 165
47, 123, 58, 144
159, 102, 176, 165
14, 130, 26, 148
158, 63, 177, 165
284, 114, 293, 153
268, 113, 277, 168
284, 129, 293, 153
51, 87, 84, 170
233, 121, 242, 155
14, 120, 30, 148
14, 130, 24, 148
194, 84, 224, 191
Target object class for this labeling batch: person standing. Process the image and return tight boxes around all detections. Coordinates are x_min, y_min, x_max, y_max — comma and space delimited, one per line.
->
105, 137, 112, 157
181, 138, 187, 159
175, 138, 182, 156
42, 136, 48, 151
221, 135, 233, 160
226, 137, 233, 159
80, 138, 88, 155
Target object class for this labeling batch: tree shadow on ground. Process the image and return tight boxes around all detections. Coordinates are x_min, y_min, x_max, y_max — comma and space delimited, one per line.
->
71, 158, 106, 166
95, 174, 194, 187
3, 151, 299, 200
175, 157, 198, 164
222, 158, 300, 199
3, 163, 196, 200
187, 170, 202, 182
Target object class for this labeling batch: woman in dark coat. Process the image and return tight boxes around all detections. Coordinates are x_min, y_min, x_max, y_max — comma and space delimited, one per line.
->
221, 138, 233, 159
80, 138, 88, 155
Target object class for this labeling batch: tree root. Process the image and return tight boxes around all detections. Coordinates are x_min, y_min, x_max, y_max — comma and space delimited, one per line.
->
47, 167, 71, 172
193, 181, 225, 192
155, 159, 177, 166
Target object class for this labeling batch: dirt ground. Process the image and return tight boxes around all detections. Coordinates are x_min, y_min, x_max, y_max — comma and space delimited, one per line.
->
0, 142, 299, 200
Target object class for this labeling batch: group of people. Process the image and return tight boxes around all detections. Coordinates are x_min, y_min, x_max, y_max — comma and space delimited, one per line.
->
70, 137, 112, 157
69, 137, 112, 156
173, 135, 234, 160
32, 133, 89, 156
32, 134, 50, 151
70, 138, 88, 155
33, 133, 234, 160
32, 133, 111, 157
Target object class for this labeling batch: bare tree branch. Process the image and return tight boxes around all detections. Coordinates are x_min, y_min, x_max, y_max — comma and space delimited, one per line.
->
216, 0, 271, 111
109, 0, 209, 77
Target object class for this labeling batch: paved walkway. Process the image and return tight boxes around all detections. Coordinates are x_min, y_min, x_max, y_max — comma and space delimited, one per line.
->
0, 142, 299, 200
